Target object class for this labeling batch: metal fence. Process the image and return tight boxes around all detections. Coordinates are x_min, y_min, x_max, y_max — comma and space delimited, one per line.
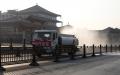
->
0, 40, 119, 71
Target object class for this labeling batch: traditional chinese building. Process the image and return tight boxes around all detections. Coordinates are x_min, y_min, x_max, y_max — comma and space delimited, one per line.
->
0, 5, 61, 43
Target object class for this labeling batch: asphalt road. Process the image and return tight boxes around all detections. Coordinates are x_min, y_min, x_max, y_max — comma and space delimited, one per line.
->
3, 52, 120, 75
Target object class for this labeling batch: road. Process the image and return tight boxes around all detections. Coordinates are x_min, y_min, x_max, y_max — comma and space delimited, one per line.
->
3, 52, 120, 75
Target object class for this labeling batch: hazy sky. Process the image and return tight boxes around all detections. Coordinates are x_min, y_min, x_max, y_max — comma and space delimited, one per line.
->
0, 0, 120, 30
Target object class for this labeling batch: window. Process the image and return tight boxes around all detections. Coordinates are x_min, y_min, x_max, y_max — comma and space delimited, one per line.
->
44, 34, 50, 38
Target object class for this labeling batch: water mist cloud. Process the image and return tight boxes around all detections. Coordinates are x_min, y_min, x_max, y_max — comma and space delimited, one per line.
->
59, 25, 108, 46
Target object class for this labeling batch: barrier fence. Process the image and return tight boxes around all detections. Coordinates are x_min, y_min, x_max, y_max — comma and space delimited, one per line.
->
0, 40, 120, 71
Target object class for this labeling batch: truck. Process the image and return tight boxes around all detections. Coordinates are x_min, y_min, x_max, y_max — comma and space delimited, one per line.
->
32, 30, 79, 60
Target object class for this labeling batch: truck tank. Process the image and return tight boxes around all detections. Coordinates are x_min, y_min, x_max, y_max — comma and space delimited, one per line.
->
58, 34, 79, 46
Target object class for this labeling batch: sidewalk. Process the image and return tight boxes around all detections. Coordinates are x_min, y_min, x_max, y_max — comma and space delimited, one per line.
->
2, 52, 120, 75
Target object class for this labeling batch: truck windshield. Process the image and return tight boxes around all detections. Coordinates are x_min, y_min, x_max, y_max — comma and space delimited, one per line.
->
34, 32, 51, 39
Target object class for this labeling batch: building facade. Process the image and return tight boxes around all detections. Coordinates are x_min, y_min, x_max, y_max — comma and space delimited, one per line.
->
0, 5, 61, 43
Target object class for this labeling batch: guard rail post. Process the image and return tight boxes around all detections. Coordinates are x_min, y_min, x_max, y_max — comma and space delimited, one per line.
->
82, 44, 86, 58
106, 44, 108, 53
70, 46, 75, 60
23, 39, 26, 50
92, 44, 95, 57
110, 44, 113, 52
115, 45, 117, 52
15, 39, 20, 57
100, 44, 102, 55
119, 45, 120, 52
29, 46, 39, 66
0, 43, 5, 71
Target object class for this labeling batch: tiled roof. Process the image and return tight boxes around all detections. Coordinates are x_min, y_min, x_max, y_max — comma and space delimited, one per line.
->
20, 5, 61, 16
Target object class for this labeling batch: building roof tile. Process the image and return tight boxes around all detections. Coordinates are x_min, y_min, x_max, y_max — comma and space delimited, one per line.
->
20, 5, 61, 16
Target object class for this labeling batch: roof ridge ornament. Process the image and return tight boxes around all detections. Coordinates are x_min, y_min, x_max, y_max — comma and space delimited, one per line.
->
67, 22, 70, 25
36, 3, 38, 6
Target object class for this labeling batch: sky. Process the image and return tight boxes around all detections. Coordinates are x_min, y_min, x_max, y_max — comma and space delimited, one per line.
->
0, 0, 120, 30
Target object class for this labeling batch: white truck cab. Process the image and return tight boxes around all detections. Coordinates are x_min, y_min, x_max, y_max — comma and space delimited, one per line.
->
32, 30, 58, 54
32, 29, 79, 55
